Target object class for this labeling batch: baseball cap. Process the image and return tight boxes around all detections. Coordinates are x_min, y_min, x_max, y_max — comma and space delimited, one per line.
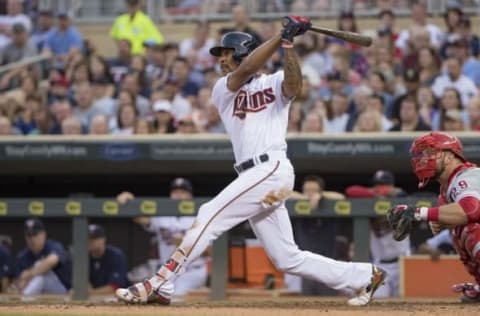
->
50, 76, 69, 88
88, 224, 106, 239
153, 100, 172, 113
24, 218, 45, 236
170, 177, 193, 194
403, 68, 419, 82
372, 170, 395, 185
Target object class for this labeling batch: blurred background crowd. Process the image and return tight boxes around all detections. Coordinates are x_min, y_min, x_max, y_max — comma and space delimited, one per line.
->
0, 0, 479, 136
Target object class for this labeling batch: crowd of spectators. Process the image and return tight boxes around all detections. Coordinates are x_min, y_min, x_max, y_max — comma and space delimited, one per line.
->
0, 0, 479, 137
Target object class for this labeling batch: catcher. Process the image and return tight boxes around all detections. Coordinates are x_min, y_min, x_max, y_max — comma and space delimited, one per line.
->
387, 131, 480, 303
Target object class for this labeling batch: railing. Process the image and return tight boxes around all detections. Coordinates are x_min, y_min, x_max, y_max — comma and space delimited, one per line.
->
1, 196, 436, 300
37, 0, 480, 23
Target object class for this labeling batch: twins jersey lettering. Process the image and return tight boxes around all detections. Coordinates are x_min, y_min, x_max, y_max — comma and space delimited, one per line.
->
212, 71, 291, 163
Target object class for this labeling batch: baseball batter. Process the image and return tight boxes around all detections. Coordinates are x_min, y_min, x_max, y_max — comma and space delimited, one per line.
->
387, 132, 480, 303
116, 16, 386, 307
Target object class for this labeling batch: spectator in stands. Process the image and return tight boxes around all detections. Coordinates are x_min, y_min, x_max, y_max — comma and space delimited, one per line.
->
323, 92, 348, 133
353, 109, 383, 133
378, 9, 398, 43
179, 20, 215, 72
431, 87, 463, 131
152, 100, 175, 134
1, 23, 37, 65
109, 39, 133, 84
113, 99, 138, 135
295, 76, 316, 115
389, 96, 431, 132
301, 111, 324, 133
61, 116, 82, 135
161, 76, 192, 122
110, 0, 164, 55
133, 118, 152, 134
89, 114, 110, 135
401, 26, 431, 70
30, 105, 54, 135
31, 10, 54, 50
391, 68, 421, 122
432, 57, 478, 108
467, 97, 480, 131
73, 82, 106, 129
346, 170, 409, 298
416, 86, 437, 127
171, 57, 201, 99
221, 4, 261, 44
88, 55, 115, 97
441, 109, 465, 132
117, 177, 208, 298
395, 1, 444, 53
50, 98, 73, 134
176, 116, 197, 134
44, 12, 84, 60
443, 1, 463, 37
287, 175, 345, 295
457, 16, 480, 58
91, 78, 117, 119
346, 85, 372, 131
88, 224, 128, 295
288, 102, 304, 133
120, 72, 150, 117
417, 229, 455, 261
0, 0, 32, 40
0, 115, 14, 135
15, 218, 71, 297
334, 11, 360, 51
298, 33, 333, 84
368, 71, 394, 118
145, 42, 167, 85
367, 94, 393, 131
14, 94, 42, 134
202, 103, 225, 134
0, 241, 13, 292
449, 36, 480, 87
417, 47, 441, 86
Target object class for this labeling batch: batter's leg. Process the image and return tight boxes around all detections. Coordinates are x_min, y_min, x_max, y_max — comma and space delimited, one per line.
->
249, 204, 386, 305
116, 160, 292, 304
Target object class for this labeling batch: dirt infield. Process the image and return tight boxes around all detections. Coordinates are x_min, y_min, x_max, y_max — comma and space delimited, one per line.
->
0, 297, 477, 316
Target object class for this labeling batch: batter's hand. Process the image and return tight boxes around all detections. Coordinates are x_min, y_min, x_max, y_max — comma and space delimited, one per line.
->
281, 16, 311, 43
261, 188, 292, 208
386, 204, 415, 241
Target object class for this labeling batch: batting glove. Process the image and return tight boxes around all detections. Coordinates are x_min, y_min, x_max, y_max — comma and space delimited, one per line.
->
281, 15, 311, 44
386, 204, 415, 241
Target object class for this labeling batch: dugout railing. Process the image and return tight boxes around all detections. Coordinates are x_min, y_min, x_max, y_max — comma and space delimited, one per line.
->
1, 196, 436, 300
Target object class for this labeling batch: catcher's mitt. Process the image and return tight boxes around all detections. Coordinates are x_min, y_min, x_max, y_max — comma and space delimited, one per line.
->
386, 204, 415, 241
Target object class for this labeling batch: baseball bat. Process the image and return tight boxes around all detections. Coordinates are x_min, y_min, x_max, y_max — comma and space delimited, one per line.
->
308, 26, 373, 47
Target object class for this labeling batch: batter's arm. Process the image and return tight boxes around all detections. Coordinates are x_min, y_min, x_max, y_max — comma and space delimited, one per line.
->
227, 34, 282, 91
281, 45, 302, 98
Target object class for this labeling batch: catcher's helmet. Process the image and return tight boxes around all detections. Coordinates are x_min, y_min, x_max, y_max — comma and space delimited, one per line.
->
209, 31, 258, 64
409, 132, 466, 188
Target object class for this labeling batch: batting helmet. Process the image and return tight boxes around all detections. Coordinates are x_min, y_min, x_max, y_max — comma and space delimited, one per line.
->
409, 132, 466, 188
209, 31, 258, 64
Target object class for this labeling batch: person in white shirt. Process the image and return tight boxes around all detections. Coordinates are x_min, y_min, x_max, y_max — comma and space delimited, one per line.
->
431, 57, 478, 107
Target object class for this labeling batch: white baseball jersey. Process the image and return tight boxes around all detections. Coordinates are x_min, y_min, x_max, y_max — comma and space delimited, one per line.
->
445, 167, 480, 203
211, 71, 291, 163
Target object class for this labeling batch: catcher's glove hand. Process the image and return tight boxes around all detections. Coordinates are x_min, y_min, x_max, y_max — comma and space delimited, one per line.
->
452, 283, 480, 301
386, 204, 415, 241
281, 15, 311, 43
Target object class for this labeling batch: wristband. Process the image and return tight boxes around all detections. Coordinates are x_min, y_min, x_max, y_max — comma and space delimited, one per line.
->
415, 206, 439, 221
281, 41, 294, 49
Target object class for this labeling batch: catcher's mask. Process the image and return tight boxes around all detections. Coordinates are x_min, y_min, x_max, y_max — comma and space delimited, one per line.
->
409, 132, 466, 188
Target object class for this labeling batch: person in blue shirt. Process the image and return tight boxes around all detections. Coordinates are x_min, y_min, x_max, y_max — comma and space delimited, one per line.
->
15, 218, 71, 296
0, 243, 13, 292
43, 12, 84, 59
88, 224, 128, 295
